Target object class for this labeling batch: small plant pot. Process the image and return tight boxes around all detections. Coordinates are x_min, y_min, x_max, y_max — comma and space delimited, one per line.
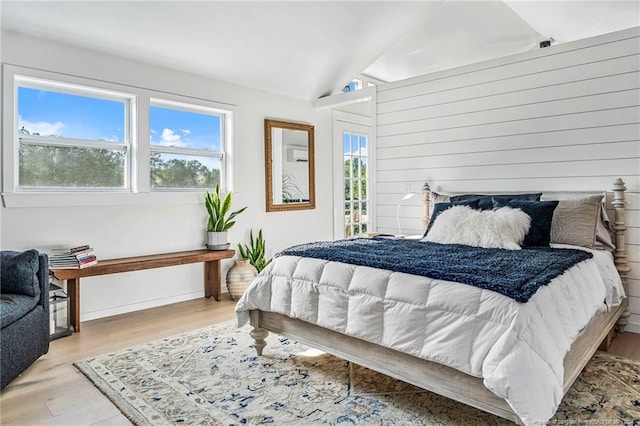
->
206, 231, 229, 250
226, 259, 258, 300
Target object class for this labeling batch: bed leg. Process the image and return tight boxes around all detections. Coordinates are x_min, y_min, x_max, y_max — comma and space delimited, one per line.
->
599, 328, 616, 351
250, 327, 269, 356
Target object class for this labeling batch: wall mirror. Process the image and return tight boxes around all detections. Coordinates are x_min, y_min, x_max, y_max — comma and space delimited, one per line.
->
265, 119, 315, 212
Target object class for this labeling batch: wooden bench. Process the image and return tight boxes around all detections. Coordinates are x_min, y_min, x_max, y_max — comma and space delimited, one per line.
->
51, 249, 234, 332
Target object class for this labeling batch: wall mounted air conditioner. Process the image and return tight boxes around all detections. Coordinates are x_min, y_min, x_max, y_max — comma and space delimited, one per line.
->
291, 149, 308, 162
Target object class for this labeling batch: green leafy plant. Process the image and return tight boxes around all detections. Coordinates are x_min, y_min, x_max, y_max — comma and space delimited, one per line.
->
282, 174, 302, 202
205, 183, 247, 232
237, 229, 272, 272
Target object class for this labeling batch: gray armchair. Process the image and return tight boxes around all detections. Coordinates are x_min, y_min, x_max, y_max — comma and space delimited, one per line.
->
1, 250, 50, 389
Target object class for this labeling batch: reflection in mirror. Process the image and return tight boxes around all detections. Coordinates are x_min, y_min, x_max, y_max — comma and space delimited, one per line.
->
265, 119, 315, 212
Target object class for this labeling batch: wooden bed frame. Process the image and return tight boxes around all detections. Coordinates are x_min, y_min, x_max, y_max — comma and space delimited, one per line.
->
248, 178, 630, 424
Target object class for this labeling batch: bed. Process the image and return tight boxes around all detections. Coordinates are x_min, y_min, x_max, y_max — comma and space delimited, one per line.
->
235, 178, 630, 425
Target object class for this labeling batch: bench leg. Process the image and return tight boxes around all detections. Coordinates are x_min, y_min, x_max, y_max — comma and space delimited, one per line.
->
204, 260, 221, 301
67, 278, 81, 332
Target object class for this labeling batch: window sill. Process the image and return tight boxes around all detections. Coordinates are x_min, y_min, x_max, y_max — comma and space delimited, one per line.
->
1, 191, 205, 208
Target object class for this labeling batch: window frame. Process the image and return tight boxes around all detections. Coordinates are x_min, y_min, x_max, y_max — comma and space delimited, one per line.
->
149, 97, 227, 192
343, 129, 370, 238
2, 65, 236, 207
15, 75, 134, 192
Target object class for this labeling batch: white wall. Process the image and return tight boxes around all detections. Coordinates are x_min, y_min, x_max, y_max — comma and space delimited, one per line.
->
1, 30, 334, 321
375, 27, 640, 333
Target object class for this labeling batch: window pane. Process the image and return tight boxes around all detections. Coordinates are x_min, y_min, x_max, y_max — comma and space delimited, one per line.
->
19, 143, 125, 188
345, 179, 352, 201
151, 153, 220, 189
351, 135, 359, 155
360, 136, 367, 156
359, 179, 367, 200
345, 202, 352, 224
352, 201, 360, 222
343, 133, 351, 155
18, 87, 125, 143
352, 179, 360, 200
344, 156, 351, 178
360, 157, 368, 178
150, 105, 222, 151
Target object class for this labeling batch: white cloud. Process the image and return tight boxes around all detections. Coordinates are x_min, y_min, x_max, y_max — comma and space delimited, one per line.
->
352, 147, 368, 157
180, 128, 191, 135
150, 129, 158, 134
18, 116, 65, 136
157, 128, 186, 147
162, 128, 180, 142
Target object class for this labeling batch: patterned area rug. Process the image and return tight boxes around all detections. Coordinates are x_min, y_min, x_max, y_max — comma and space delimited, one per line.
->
75, 321, 640, 425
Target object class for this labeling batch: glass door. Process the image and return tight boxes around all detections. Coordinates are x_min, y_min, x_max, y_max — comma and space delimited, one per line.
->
343, 130, 370, 237
333, 116, 372, 239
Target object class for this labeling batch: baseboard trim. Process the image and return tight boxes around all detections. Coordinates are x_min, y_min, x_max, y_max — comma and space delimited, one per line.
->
80, 290, 222, 322
624, 322, 640, 334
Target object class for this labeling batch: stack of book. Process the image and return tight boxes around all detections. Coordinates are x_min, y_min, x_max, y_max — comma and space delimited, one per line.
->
48, 244, 98, 269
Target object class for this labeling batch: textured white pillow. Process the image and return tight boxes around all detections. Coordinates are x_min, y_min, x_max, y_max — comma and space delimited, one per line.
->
422, 206, 531, 250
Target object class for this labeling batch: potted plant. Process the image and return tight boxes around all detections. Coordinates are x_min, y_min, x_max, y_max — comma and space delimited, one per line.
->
204, 183, 247, 250
227, 229, 271, 300
237, 229, 272, 272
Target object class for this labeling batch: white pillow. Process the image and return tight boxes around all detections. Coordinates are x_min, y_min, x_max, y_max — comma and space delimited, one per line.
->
422, 206, 531, 250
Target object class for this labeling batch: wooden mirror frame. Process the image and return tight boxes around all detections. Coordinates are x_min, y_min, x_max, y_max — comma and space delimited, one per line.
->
264, 119, 316, 212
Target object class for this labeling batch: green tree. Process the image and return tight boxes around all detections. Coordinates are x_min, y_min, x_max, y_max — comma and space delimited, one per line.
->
343, 157, 368, 237
18, 126, 219, 189
19, 144, 124, 187
150, 153, 220, 189
344, 158, 367, 200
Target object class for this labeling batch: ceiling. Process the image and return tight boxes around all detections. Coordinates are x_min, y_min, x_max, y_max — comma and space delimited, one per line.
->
1, 1, 638, 102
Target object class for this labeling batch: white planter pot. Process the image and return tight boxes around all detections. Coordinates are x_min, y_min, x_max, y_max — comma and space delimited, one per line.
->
206, 231, 229, 250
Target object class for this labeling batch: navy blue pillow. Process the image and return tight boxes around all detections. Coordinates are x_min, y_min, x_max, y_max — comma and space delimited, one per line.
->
0, 249, 41, 297
451, 193, 542, 210
492, 199, 559, 247
424, 200, 481, 236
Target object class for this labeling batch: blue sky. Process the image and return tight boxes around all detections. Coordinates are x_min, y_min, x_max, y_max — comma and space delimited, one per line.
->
343, 132, 367, 156
150, 105, 221, 151
18, 87, 221, 151
18, 87, 124, 141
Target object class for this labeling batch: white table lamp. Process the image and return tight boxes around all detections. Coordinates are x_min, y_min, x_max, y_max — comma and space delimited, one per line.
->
396, 192, 416, 235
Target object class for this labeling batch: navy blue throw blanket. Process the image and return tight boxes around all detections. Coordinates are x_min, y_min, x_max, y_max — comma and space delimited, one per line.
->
277, 238, 593, 303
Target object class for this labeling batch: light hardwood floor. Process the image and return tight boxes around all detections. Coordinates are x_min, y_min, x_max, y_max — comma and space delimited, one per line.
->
1, 297, 639, 425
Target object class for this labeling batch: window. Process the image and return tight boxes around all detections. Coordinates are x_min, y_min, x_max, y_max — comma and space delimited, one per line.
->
344, 131, 369, 237
3, 66, 236, 207
340, 76, 379, 94
15, 77, 132, 190
149, 99, 225, 190
342, 79, 363, 93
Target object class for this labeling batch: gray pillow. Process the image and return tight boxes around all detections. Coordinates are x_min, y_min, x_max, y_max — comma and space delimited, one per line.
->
550, 195, 602, 248
594, 202, 615, 250
424, 190, 452, 226
0, 249, 41, 297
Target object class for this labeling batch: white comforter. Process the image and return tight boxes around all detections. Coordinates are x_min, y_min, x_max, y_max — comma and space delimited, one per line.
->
235, 244, 624, 425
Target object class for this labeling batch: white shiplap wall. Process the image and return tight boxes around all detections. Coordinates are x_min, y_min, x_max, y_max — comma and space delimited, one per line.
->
375, 27, 640, 333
